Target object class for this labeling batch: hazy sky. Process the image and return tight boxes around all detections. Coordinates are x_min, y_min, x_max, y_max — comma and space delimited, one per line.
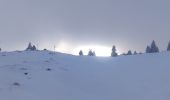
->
0, 0, 170, 56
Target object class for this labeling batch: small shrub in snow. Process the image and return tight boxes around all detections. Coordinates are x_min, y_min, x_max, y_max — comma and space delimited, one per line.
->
46, 68, 52, 71
13, 82, 20, 86
45, 60, 50, 63
43, 48, 47, 51
24, 73, 28, 75
20, 68, 27, 70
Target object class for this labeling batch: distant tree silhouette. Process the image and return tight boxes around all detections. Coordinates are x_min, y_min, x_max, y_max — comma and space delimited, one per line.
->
92, 51, 96, 56
127, 50, 132, 55
134, 51, 137, 55
26, 42, 37, 51
167, 41, 170, 51
88, 49, 95, 56
26, 42, 32, 50
150, 40, 159, 53
146, 40, 159, 53
79, 50, 83, 56
32, 45, 37, 51
43, 48, 47, 51
146, 46, 151, 53
111, 45, 118, 57
0, 48, 1, 52
88, 50, 93, 56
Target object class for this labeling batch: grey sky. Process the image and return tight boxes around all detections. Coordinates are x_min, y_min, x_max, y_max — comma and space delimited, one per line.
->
0, 0, 170, 55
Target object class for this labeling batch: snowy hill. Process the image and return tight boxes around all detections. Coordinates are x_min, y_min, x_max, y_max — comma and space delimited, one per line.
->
0, 50, 170, 100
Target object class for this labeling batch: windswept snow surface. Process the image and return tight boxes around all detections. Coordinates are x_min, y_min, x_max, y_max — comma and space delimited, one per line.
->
0, 50, 170, 100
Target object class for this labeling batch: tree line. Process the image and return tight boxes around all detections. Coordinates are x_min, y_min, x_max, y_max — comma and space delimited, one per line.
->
0, 41, 170, 57
79, 40, 170, 56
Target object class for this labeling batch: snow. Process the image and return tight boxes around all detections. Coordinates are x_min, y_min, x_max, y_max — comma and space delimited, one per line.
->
0, 50, 170, 100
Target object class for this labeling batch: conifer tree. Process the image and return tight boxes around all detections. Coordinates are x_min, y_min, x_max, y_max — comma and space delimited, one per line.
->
111, 45, 118, 57
32, 45, 37, 51
92, 51, 96, 56
167, 41, 170, 51
79, 50, 83, 56
134, 51, 137, 55
127, 50, 132, 55
26, 42, 33, 51
26, 42, 37, 51
146, 40, 159, 53
88, 50, 93, 56
150, 40, 159, 53
146, 46, 151, 53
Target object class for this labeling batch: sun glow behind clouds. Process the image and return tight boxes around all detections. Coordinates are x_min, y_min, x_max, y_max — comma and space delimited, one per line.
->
73, 45, 112, 57
55, 41, 122, 56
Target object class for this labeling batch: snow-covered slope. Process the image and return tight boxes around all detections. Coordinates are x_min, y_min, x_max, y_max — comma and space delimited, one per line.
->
0, 50, 170, 100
